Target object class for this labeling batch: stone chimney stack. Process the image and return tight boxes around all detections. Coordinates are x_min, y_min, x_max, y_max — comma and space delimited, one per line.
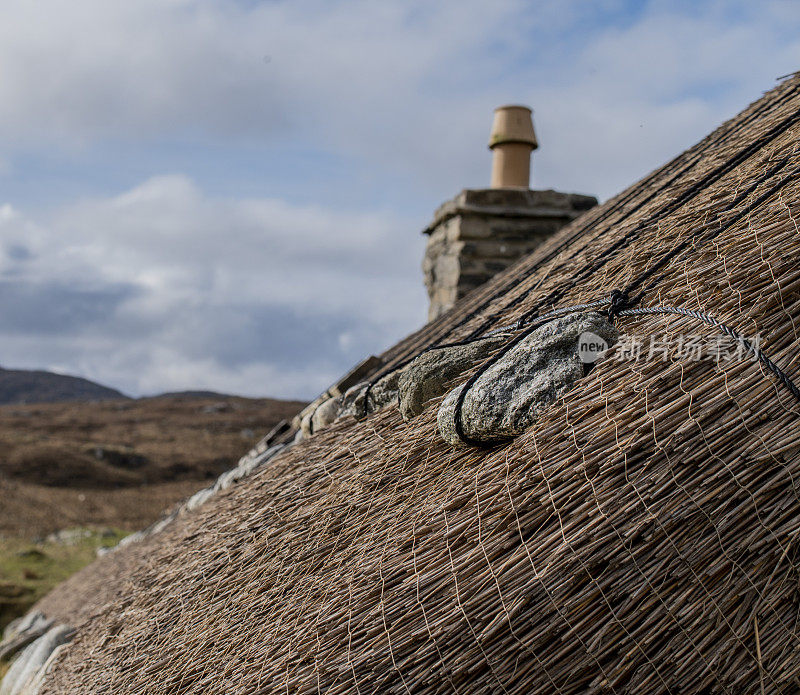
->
422, 105, 597, 322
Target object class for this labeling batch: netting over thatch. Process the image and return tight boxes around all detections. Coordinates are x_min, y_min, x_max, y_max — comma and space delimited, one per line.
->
34, 76, 800, 693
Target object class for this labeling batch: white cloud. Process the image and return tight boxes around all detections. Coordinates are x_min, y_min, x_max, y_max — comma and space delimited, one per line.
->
527, 2, 800, 197
0, 0, 530, 199
0, 0, 797, 199
0, 0, 798, 398
0, 176, 427, 398
52, 175, 424, 312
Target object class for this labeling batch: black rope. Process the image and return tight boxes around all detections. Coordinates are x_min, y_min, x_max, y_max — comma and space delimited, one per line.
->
360, 329, 519, 418
477, 144, 800, 347
368, 155, 800, 431
452, 302, 614, 447
617, 305, 800, 404
448, 294, 800, 446
360, 299, 610, 418
608, 290, 632, 322
485, 298, 611, 337
624, 155, 800, 299
410, 151, 800, 441
509, 149, 799, 335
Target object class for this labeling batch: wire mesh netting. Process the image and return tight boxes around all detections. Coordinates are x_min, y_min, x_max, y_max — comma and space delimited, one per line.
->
31, 76, 800, 694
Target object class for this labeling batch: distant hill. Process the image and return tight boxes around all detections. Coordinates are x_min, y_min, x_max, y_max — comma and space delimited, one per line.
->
150, 390, 239, 400
0, 367, 128, 405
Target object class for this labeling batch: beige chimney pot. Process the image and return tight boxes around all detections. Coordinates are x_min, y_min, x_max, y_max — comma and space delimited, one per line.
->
489, 105, 538, 189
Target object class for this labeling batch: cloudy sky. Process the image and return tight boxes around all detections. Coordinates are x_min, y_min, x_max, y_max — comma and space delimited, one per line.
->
0, 0, 798, 399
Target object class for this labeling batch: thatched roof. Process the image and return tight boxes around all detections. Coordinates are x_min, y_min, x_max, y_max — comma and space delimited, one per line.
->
27, 75, 800, 693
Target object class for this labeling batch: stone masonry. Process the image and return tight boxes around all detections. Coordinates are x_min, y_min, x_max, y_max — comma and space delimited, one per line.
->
422, 188, 597, 321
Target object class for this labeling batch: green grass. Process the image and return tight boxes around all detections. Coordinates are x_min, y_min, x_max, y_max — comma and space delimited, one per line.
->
0, 528, 128, 633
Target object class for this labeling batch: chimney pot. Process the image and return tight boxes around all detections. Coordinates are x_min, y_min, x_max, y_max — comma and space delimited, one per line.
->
489, 105, 537, 189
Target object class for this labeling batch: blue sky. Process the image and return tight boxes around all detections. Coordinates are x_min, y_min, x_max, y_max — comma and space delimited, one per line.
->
0, 0, 798, 399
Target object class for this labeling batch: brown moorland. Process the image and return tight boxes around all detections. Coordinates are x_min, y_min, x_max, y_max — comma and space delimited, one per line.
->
0, 394, 305, 537
0, 394, 304, 631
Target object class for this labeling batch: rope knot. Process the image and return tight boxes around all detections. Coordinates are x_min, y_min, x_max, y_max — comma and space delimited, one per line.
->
608, 290, 632, 320
514, 315, 530, 331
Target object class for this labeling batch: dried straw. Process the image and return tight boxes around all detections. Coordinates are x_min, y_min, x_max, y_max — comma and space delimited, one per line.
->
33, 75, 800, 693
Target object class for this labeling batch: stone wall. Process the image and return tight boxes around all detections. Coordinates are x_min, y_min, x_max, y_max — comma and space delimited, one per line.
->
422, 188, 597, 321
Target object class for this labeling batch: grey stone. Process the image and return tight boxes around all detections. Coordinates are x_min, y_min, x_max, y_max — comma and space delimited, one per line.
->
398, 334, 509, 420
300, 395, 346, 435
249, 444, 285, 473
116, 530, 145, 548
246, 444, 286, 472
146, 511, 179, 536
237, 456, 262, 477
337, 383, 364, 419
0, 614, 53, 662
3, 613, 48, 643
214, 442, 288, 492
2, 619, 23, 643
300, 411, 314, 436
214, 467, 244, 492
310, 396, 343, 432
294, 355, 385, 430
2, 621, 22, 645
22, 642, 70, 695
438, 313, 617, 446
339, 384, 372, 420
185, 487, 214, 511
254, 419, 291, 452
0, 624, 74, 695
339, 369, 402, 421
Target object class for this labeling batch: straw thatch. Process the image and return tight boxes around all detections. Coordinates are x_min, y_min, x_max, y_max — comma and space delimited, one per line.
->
22, 75, 800, 693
